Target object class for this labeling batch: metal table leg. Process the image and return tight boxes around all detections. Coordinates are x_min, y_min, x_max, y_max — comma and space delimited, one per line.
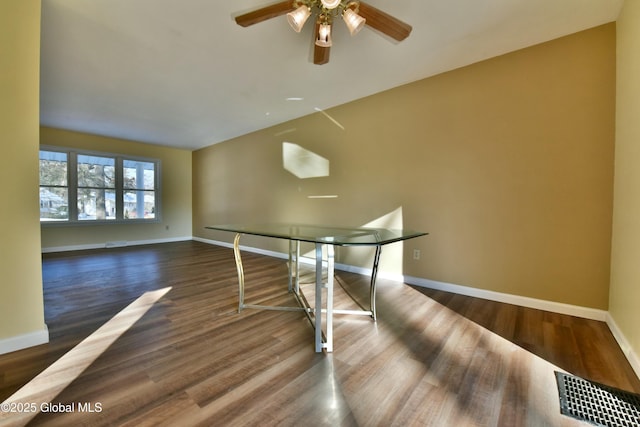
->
233, 233, 245, 313
288, 240, 294, 292
326, 244, 334, 352
290, 240, 300, 294
369, 245, 382, 322
315, 243, 323, 352
314, 243, 334, 353
233, 236, 335, 353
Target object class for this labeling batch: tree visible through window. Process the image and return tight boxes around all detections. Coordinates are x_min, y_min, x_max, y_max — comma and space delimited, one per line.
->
77, 154, 116, 220
39, 148, 159, 223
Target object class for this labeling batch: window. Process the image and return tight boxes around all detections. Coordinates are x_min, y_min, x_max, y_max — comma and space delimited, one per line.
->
123, 160, 156, 219
77, 154, 116, 220
39, 147, 160, 223
39, 150, 69, 221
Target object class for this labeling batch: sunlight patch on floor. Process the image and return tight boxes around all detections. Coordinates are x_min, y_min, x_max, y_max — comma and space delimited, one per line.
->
0, 287, 171, 426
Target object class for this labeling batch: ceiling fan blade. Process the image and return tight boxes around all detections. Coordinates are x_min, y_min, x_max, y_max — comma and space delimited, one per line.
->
235, 1, 295, 27
358, 2, 412, 41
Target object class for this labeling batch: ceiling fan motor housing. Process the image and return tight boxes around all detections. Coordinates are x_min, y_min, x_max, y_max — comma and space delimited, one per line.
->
320, 0, 341, 9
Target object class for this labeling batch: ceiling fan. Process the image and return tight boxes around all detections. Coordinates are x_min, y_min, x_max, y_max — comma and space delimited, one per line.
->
235, 0, 412, 65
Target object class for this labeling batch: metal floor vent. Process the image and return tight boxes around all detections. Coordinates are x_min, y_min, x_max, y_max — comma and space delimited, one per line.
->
555, 371, 640, 427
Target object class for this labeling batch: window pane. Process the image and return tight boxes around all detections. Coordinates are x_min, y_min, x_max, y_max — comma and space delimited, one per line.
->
40, 151, 67, 186
40, 148, 159, 223
124, 160, 155, 190
78, 155, 115, 188
40, 187, 68, 221
78, 189, 116, 220
124, 191, 155, 219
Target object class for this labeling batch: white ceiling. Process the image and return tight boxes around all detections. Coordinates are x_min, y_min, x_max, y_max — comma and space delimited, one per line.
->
39, 0, 623, 150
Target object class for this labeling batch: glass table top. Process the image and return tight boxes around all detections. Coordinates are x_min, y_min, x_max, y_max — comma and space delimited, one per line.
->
206, 223, 428, 246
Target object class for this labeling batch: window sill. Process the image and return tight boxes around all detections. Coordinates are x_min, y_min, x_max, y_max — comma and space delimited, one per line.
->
40, 218, 161, 227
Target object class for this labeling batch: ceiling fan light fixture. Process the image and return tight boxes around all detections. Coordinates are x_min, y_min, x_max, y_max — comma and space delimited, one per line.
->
235, 0, 411, 65
342, 8, 365, 36
320, 0, 341, 10
315, 22, 332, 47
287, 5, 312, 33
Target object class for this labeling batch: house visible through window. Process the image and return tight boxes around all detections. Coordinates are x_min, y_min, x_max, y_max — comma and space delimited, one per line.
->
123, 160, 156, 219
39, 147, 160, 223
39, 150, 69, 221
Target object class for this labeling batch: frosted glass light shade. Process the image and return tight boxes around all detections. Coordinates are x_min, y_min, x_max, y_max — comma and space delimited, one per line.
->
343, 8, 365, 35
315, 23, 332, 47
287, 5, 311, 32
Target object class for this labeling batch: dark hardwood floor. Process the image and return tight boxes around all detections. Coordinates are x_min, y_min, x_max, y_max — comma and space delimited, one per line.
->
1, 241, 638, 426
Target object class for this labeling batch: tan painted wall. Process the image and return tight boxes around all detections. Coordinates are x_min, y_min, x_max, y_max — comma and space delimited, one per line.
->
0, 1, 47, 341
610, 1, 640, 364
40, 127, 193, 249
194, 24, 616, 310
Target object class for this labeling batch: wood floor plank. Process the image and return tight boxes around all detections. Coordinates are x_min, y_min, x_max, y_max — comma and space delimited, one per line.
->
1, 241, 639, 426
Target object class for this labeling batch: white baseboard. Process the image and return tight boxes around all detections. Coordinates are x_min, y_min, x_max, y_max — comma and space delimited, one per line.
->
404, 276, 609, 322
605, 313, 640, 379
41, 236, 193, 253
47, 237, 640, 380
0, 326, 49, 355
195, 237, 608, 321
198, 238, 640, 374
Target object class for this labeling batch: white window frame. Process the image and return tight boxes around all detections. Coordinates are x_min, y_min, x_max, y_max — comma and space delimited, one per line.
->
40, 145, 161, 225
